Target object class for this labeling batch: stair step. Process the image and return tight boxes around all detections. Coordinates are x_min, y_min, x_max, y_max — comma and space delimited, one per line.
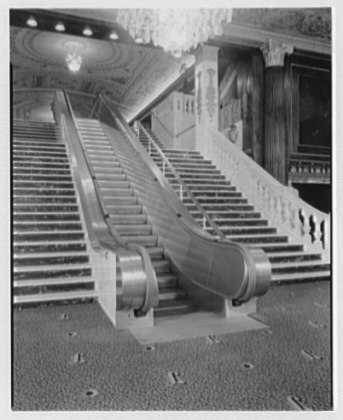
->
12, 139, 59, 146
250, 244, 304, 253
201, 218, 268, 226
190, 210, 260, 218
13, 181, 74, 188
186, 184, 234, 191
14, 275, 94, 288
184, 197, 248, 204
103, 196, 138, 205
271, 261, 330, 274
146, 246, 165, 260
192, 191, 242, 198
100, 188, 134, 197
271, 270, 331, 283
97, 180, 131, 188
14, 188, 75, 196
229, 234, 288, 244
14, 231, 85, 242
106, 205, 142, 214
13, 289, 97, 305
207, 226, 277, 235
13, 168, 72, 175
14, 221, 83, 231
13, 156, 69, 164
158, 287, 187, 301
268, 252, 322, 263
13, 212, 81, 222
14, 241, 87, 254
13, 196, 77, 204
122, 235, 158, 246
114, 224, 152, 235
152, 259, 170, 274
109, 214, 147, 224
14, 203, 79, 211
14, 250, 89, 261
13, 144, 66, 152
188, 203, 254, 211
14, 262, 91, 274
13, 161, 70, 168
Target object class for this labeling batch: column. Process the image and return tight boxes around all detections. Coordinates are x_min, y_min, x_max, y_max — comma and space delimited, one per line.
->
261, 39, 293, 184
194, 45, 219, 156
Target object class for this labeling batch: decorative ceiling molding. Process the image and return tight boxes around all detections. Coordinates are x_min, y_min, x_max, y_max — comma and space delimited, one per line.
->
10, 9, 331, 120
232, 8, 331, 42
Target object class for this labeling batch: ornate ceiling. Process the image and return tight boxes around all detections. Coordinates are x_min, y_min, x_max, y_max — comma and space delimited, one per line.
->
11, 24, 194, 121
10, 8, 331, 122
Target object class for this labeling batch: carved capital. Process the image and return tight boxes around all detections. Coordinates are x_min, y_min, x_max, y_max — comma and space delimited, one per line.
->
261, 39, 294, 68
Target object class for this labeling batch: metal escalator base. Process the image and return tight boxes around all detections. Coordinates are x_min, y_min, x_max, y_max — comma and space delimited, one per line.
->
129, 309, 267, 345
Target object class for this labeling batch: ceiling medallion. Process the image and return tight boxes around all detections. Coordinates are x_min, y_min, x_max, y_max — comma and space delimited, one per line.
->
115, 8, 233, 57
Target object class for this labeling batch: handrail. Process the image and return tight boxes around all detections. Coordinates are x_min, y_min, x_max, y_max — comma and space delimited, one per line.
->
63, 90, 159, 314
208, 127, 331, 258
138, 122, 225, 238
92, 93, 271, 304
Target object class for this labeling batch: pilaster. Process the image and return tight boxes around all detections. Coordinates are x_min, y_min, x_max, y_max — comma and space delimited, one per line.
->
261, 39, 293, 184
194, 45, 219, 156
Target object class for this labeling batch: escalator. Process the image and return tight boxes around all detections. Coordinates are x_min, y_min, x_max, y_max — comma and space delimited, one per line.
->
12, 89, 271, 336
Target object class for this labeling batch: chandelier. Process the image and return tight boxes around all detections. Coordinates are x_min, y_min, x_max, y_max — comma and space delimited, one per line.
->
63, 40, 85, 72
66, 52, 82, 72
116, 8, 233, 57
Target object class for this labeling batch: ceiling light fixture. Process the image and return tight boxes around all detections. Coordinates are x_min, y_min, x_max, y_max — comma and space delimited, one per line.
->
116, 8, 232, 57
109, 30, 119, 40
82, 26, 93, 36
66, 52, 82, 72
26, 16, 38, 27
55, 21, 66, 32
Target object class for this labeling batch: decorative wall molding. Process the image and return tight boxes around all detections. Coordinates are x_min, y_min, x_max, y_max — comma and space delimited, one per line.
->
232, 8, 331, 42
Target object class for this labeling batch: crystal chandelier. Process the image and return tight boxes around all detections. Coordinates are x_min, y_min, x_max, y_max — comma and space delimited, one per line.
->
66, 51, 82, 72
116, 8, 233, 57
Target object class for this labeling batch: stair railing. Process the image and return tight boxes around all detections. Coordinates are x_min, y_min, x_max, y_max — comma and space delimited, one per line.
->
56, 90, 159, 320
208, 127, 331, 261
137, 122, 225, 238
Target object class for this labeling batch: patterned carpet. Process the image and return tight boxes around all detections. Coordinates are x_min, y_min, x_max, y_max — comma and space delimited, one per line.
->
12, 281, 332, 411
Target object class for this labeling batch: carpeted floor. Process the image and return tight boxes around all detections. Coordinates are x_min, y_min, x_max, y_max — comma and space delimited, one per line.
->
12, 281, 332, 411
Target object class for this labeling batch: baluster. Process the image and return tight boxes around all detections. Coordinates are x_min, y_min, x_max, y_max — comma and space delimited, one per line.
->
179, 184, 183, 201
274, 195, 281, 224
322, 219, 329, 250
203, 216, 206, 229
162, 159, 166, 176
311, 215, 321, 246
288, 202, 296, 229
148, 139, 151, 155
299, 209, 310, 239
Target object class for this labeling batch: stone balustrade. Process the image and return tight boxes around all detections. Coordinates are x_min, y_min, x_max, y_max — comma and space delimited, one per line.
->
208, 128, 330, 261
